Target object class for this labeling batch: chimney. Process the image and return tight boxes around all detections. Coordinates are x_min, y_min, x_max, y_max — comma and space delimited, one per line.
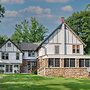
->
61, 17, 65, 23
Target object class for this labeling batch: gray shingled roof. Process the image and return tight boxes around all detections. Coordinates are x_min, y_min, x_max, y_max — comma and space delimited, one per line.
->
19, 42, 40, 51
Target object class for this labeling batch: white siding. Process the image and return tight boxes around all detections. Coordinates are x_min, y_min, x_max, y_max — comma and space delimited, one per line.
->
23, 51, 37, 60
38, 23, 84, 57
0, 40, 22, 64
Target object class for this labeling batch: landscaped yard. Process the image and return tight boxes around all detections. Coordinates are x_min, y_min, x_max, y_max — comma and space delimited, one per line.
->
0, 74, 90, 90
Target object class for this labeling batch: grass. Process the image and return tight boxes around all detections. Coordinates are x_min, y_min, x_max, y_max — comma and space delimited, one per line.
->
0, 74, 90, 90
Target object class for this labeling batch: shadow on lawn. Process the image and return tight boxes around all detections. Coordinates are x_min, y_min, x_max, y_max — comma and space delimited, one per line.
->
62, 78, 90, 90
1, 82, 90, 90
0, 84, 52, 90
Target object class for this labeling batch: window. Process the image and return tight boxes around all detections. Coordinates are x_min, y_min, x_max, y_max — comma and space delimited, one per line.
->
48, 58, 54, 67
77, 45, 80, 53
2, 52, 9, 60
64, 58, 75, 67
72, 45, 80, 53
70, 58, 75, 67
7, 43, 11, 47
28, 51, 35, 57
48, 58, 60, 67
79, 59, 84, 67
85, 59, 90, 67
55, 45, 59, 54
16, 53, 19, 60
0, 64, 4, 67
55, 58, 60, 67
72, 45, 75, 53
85, 59, 89, 67
14, 65, 19, 68
79, 59, 90, 67
64, 58, 69, 67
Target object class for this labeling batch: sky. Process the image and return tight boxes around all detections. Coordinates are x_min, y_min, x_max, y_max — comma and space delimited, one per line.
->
0, 0, 90, 37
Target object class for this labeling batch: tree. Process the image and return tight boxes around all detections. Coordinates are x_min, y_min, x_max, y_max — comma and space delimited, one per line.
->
66, 4, 90, 54
29, 17, 47, 42
0, 35, 7, 46
86, 4, 90, 11
11, 17, 47, 43
0, 4, 5, 22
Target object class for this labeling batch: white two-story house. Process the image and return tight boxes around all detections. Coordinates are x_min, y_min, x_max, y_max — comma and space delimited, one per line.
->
37, 17, 90, 78
0, 39, 22, 74
0, 17, 90, 78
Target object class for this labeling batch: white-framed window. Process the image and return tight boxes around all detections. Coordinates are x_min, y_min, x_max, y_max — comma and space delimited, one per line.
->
16, 53, 19, 60
2, 52, 9, 60
72, 45, 80, 53
28, 51, 35, 57
7, 43, 11, 47
0, 64, 4, 67
48, 58, 60, 67
14, 65, 19, 68
79, 59, 90, 67
64, 58, 75, 67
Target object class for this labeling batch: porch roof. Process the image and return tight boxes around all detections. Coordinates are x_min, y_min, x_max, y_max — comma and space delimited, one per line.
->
39, 54, 90, 59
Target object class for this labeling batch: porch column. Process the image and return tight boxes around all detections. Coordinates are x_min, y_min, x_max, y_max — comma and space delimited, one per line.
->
44, 59, 48, 68
13, 64, 14, 73
61, 58, 64, 68
75, 59, 79, 68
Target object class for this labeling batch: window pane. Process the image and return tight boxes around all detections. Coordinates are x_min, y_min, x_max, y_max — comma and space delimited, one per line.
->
77, 49, 80, 53
55, 46, 59, 54
55, 58, 60, 67
73, 49, 75, 53
0, 64, 4, 67
32, 51, 35, 57
16, 53, 19, 60
79, 59, 84, 67
77, 45, 80, 49
85, 59, 89, 67
2, 53, 9, 60
28, 51, 31, 57
14, 65, 19, 67
64, 58, 69, 67
7, 43, 11, 47
70, 58, 75, 67
48, 58, 54, 67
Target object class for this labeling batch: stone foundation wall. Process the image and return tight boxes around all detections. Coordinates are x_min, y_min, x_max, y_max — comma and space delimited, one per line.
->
45, 68, 88, 78
37, 58, 89, 78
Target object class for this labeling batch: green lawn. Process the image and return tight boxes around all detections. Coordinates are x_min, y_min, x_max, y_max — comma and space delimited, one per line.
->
0, 74, 90, 90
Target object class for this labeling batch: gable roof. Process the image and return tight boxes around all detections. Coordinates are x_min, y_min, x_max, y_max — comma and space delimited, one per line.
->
19, 42, 39, 51
65, 23, 86, 47
36, 22, 86, 50
0, 39, 22, 52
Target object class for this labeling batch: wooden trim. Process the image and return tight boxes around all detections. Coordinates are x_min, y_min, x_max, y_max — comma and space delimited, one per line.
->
65, 23, 86, 47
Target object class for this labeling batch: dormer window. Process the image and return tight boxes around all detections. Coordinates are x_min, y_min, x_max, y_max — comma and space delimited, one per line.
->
72, 45, 80, 53
28, 51, 35, 57
7, 43, 11, 47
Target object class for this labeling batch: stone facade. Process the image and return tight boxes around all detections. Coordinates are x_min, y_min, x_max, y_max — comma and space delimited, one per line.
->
37, 58, 89, 78
21, 60, 37, 73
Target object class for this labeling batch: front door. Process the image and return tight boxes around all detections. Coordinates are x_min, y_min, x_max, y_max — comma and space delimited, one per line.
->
6, 65, 13, 73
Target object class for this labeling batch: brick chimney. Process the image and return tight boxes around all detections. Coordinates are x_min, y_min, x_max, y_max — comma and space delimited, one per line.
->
61, 17, 65, 23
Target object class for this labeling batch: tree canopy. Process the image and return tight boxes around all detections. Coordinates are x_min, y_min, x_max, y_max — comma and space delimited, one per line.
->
0, 4, 5, 22
11, 17, 47, 44
66, 4, 90, 54
0, 35, 7, 46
